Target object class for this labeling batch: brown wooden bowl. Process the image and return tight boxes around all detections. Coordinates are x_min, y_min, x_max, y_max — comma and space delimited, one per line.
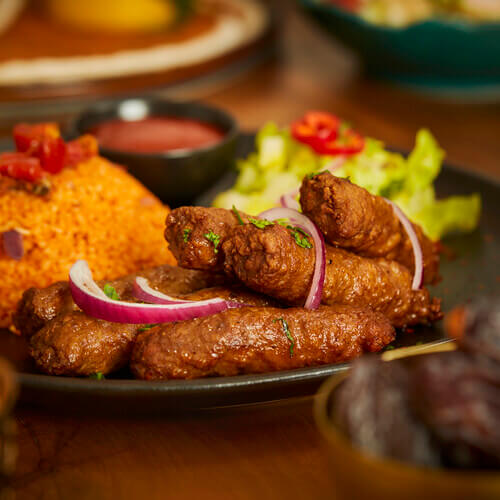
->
314, 344, 500, 500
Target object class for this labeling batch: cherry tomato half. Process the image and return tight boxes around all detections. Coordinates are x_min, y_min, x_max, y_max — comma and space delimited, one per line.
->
0, 153, 45, 183
65, 135, 99, 166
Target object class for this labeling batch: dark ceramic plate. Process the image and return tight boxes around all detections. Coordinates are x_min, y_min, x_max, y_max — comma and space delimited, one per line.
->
0, 135, 498, 414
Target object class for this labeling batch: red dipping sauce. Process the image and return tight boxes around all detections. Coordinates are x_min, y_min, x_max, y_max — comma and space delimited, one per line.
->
92, 117, 225, 154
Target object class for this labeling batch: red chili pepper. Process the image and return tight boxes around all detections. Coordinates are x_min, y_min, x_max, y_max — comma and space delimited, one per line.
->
291, 111, 364, 156
0, 152, 45, 183
291, 111, 340, 150
315, 128, 365, 156
65, 134, 99, 166
13, 122, 67, 174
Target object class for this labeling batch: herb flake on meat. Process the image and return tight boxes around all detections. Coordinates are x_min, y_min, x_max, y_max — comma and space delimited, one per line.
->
232, 205, 245, 226
103, 284, 120, 300
248, 218, 274, 229
204, 230, 221, 253
183, 228, 192, 243
90, 372, 105, 380
274, 317, 295, 357
138, 324, 159, 332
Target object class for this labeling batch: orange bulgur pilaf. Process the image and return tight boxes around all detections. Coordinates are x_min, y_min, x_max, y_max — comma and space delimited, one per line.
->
0, 155, 175, 327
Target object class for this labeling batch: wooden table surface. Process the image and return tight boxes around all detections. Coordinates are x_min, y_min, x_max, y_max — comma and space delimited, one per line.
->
5, 1, 500, 499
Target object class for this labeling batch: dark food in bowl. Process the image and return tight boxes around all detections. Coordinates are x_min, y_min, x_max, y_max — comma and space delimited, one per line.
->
412, 351, 500, 469
334, 356, 441, 467
92, 117, 225, 154
333, 296, 500, 470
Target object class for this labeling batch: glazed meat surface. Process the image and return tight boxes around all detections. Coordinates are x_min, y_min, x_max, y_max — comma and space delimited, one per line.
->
164, 206, 249, 271
300, 172, 440, 284
131, 304, 395, 380
14, 264, 227, 338
222, 223, 442, 327
29, 286, 274, 376
30, 311, 139, 376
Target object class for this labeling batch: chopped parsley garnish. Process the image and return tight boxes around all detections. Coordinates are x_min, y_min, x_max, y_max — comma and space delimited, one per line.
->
277, 220, 313, 249
183, 228, 192, 243
232, 205, 245, 226
204, 230, 221, 253
138, 324, 158, 332
292, 230, 312, 249
248, 218, 274, 229
306, 170, 328, 180
103, 284, 120, 300
274, 317, 294, 357
90, 372, 105, 380
385, 345, 395, 351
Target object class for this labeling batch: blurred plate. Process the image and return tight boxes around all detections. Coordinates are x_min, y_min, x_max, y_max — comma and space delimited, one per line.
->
298, 0, 500, 94
0, 134, 498, 413
0, 0, 275, 103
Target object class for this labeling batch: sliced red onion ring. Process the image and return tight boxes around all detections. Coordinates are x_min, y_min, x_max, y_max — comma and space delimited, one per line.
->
258, 207, 326, 309
133, 277, 192, 304
133, 276, 244, 309
2, 229, 24, 260
279, 156, 346, 210
280, 189, 300, 211
69, 260, 246, 324
385, 200, 423, 290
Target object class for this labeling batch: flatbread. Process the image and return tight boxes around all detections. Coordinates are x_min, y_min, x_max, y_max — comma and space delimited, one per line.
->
0, 0, 268, 86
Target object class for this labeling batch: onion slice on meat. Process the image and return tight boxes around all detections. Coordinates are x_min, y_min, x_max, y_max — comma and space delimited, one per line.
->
385, 200, 423, 290
69, 260, 246, 324
133, 276, 244, 309
280, 190, 300, 211
279, 156, 346, 211
258, 207, 326, 309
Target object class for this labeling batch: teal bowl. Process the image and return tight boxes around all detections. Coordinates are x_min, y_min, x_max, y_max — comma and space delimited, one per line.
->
298, 0, 500, 92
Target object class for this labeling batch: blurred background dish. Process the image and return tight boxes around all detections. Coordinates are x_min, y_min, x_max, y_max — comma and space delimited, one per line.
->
298, 0, 500, 93
0, 0, 273, 103
315, 368, 500, 500
73, 97, 239, 205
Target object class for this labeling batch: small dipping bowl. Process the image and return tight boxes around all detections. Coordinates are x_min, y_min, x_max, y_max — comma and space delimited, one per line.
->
314, 346, 500, 500
73, 97, 238, 206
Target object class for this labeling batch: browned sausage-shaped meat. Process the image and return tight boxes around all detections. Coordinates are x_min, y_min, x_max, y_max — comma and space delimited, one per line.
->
29, 312, 139, 376
131, 304, 395, 380
222, 223, 442, 328
164, 206, 250, 271
29, 286, 274, 376
300, 172, 440, 284
14, 264, 228, 338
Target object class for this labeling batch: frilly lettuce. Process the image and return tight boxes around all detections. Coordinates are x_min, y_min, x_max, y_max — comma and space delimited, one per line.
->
213, 123, 481, 240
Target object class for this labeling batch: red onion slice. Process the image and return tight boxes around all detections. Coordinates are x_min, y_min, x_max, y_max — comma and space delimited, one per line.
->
2, 230, 24, 260
133, 277, 192, 304
258, 207, 326, 309
280, 189, 300, 210
69, 260, 246, 324
385, 200, 423, 290
133, 277, 243, 308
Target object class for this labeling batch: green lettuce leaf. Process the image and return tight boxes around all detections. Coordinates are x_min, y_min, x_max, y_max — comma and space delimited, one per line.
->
213, 122, 481, 241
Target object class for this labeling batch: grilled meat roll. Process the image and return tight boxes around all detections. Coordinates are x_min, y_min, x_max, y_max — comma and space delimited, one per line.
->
14, 264, 228, 338
222, 223, 442, 328
300, 172, 440, 284
131, 304, 395, 380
